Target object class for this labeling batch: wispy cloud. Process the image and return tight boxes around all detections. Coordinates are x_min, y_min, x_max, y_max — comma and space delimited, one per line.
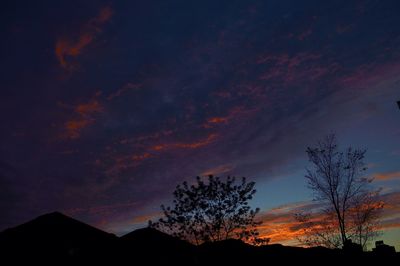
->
60, 92, 104, 139
107, 82, 142, 100
374, 171, 400, 181
256, 192, 400, 245
55, 6, 113, 70
202, 106, 256, 129
150, 133, 219, 151
103, 133, 219, 176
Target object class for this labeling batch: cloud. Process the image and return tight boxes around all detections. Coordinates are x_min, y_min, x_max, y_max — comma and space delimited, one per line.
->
61, 93, 104, 139
255, 201, 322, 244
104, 152, 153, 176
150, 133, 219, 151
75, 98, 103, 115
339, 62, 400, 89
202, 106, 256, 129
374, 171, 400, 181
55, 6, 113, 70
4, 0, 400, 239
107, 83, 143, 100
256, 192, 400, 245
64, 119, 92, 139
103, 133, 220, 176
207, 117, 229, 124
118, 130, 175, 145
257, 52, 337, 85
131, 212, 162, 224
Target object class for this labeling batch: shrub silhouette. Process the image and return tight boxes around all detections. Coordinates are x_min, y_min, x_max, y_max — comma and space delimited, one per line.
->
150, 175, 266, 245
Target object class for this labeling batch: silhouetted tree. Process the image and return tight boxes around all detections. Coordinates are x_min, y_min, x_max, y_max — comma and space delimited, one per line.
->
348, 190, 383, 249
150, 175, 265, 245
295, 211, 342, 249
295, 134, 383, 249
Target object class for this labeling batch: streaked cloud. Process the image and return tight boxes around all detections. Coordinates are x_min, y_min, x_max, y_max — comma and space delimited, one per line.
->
60, 93, 104, 139
107, 83, 142, 100
257, 192, 400, 245
374, 171, 400, 181
150, 133, 219, 151
1, 0, 400, 249
55, 6, 113, 70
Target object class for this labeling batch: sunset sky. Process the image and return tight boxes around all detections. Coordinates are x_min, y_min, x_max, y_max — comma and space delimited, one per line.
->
1, 0, 399, 250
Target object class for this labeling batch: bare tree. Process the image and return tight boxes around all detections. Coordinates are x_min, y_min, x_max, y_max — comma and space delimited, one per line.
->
150, 175, 265, 245
348, 191, 384, 249
295, 210, 342, 249
296, 134, 382, 249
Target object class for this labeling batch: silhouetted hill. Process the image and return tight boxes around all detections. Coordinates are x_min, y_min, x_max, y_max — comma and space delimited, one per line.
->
117, 227, 195, 265
120, 227, 192, 248
197, 240, 398, 265
0, 212, 398, 265
0, 212, 116, 264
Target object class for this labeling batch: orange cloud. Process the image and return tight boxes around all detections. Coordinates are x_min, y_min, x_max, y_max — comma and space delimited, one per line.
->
131, 153, 151, 161
150, 133, 218, 151
202, 106, 256, 129
256, 192, 400, 245
55, 6, 113, 70
104, 133, 218, 175
255, 202, 319, 244
118, 130, 175, 145
64, 119, 92, 139
75, 98, 103, 115
207, 117, 229, 124
257, 221, 305, 244
374, 171, 400, 181
62, 94, 104, 139
131, 212, 162, 224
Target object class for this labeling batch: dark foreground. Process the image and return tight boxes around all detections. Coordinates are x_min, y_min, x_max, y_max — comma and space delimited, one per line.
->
0, 212, 397, 265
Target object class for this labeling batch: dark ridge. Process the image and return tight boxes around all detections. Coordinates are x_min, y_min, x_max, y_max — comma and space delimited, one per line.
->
117, 227, 195, 265
0, 211, 115, 240
121, 226, 177, 240
0, 212, 398, 265
0, 211, 116, 264
121, 227, 190, 246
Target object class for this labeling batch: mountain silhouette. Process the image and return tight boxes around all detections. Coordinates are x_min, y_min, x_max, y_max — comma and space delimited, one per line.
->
0, 212, 398, 265
0, 212, 116, 264
117, 227, 195, 265
120, 227, 192, 249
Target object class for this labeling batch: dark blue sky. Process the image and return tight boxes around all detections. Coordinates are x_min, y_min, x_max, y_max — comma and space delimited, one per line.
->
1, 0, 400, 248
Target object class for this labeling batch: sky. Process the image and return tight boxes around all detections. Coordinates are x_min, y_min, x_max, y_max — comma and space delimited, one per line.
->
1, 0, 400, 250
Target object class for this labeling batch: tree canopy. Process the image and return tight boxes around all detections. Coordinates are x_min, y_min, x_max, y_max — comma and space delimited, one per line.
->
150, 175, 267, 245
